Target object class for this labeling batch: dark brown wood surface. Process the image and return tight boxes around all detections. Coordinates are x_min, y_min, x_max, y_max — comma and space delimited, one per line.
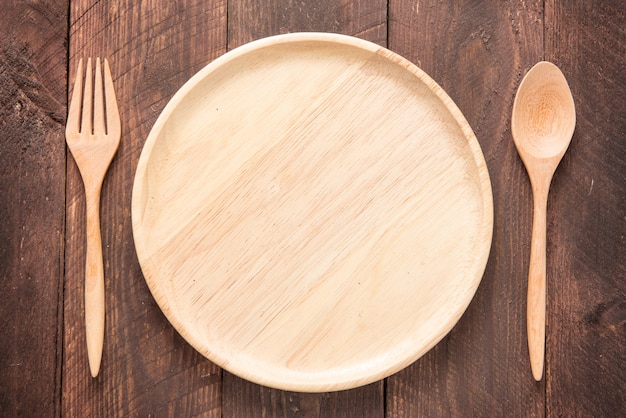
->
0, 1, 67, 417
544, 2, 626, 417
1, 0, 624, 416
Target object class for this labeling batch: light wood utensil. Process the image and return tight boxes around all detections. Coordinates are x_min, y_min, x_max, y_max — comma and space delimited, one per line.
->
132, 33, 493, 392
512, 61, 575, 381
66, 58, 121, 377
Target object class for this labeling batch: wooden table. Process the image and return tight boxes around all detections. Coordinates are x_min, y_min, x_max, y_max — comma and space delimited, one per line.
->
1, 1, 624, 416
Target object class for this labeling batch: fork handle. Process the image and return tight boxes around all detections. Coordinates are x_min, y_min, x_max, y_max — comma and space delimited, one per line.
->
527, 185, 548, 381
85, 187, 105, 378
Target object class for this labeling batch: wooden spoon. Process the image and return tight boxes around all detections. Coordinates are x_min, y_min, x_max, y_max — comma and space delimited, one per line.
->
512, 61, 575, 381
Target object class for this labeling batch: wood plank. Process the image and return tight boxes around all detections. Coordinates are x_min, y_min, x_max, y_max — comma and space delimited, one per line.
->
544, 1, 626, 416
0, 1, 67, 416
386, 0, 545, 415
223, 372, 384, 417
223, 0, 386, 416
63, 1, 227, 415
228, 0, 387, 49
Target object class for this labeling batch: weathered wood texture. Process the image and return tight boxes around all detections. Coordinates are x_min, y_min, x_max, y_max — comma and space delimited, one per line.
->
228, 0, 387, 49
224, 372, 384, 417
0, 0, 623, 416
387, 0, 545, 416
0, 1, 67, 416
63, 1, 226, 416
544, 1, 626, 416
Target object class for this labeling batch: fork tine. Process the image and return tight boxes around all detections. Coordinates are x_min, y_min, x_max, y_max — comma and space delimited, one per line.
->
103, 59, 120, 137
81, 57, 93, 135
93, 58, 106, 134
66, 58, 84, 137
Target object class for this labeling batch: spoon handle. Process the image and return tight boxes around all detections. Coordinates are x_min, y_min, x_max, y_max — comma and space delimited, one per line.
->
528, 185, 548, 381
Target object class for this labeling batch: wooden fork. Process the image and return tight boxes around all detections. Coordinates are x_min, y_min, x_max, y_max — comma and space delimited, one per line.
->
66, 58, 121, 377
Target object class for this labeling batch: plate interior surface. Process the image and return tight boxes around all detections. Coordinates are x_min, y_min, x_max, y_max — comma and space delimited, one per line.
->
132, 33, 493, 392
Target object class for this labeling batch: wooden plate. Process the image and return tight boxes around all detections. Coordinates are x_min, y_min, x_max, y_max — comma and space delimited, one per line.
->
132, 33, 493, 392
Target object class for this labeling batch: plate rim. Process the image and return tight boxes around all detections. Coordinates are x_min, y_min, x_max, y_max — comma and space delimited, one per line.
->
132, 32, 494, 392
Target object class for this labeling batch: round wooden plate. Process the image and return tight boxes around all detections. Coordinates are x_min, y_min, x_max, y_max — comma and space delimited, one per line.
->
132, 33, 493, 392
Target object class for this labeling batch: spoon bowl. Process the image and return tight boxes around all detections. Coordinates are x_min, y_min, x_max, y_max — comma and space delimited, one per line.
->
513, 61, 576, 162
511, 61, 575, 381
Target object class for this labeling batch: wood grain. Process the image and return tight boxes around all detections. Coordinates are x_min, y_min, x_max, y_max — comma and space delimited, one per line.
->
223, 371, 384, 417
0, 0, 622, 416
511, 61, 576, 382
387, 0, 545, 415
224, 0, 388, 415
65, 57, 122, 377
132, 33, 492, 393
228, 0, 387, 49
0, 1, 67, 416
63, 1, 226, 415
545, 0, 626, 416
